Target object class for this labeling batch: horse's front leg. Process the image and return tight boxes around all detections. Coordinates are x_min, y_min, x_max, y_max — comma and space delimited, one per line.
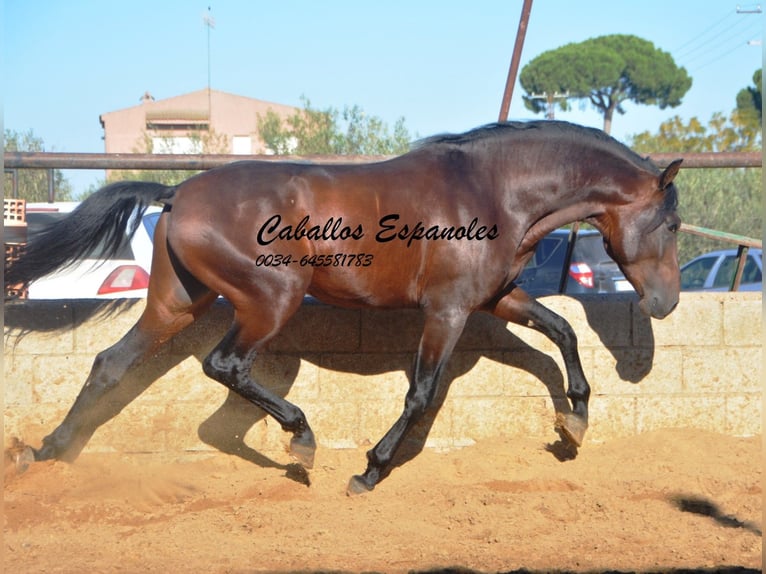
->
484, 286, 590, 447
348, 308, 468, 495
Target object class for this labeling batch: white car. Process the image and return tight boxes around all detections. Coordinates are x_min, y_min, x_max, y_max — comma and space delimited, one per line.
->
20, 202, 162, 299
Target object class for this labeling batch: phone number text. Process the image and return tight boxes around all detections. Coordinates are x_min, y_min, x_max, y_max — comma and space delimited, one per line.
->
255, 253, 374, 268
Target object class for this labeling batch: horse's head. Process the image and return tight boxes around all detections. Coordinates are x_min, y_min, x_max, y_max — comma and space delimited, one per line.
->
599, 159, 683, 319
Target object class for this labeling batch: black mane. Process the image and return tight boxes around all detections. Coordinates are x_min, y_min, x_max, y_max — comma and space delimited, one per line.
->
416, 120, 657, 173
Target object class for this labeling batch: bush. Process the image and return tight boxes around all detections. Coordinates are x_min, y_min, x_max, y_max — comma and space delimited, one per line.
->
673, 167, 761, 264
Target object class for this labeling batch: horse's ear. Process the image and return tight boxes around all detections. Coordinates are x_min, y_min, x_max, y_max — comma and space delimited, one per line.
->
659, 159, 683, 190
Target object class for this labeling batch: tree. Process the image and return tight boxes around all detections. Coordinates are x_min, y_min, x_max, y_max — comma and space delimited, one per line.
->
520, 34, 692, 134
629, 113, 761, 263
4, 129, 73, 201
341, 104, 412, 155
258, 96, 412, 156
736, 68, 762, 128
630, 111, 761, 153
261, 97, 340, 155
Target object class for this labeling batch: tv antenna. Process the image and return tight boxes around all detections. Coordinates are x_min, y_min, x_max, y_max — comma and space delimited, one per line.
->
203, 6, 216, 110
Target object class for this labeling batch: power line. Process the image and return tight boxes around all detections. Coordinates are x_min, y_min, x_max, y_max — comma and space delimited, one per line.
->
684, 19, 761, 65
676, 14, 754, 62
672, 5, 762, 69
692, 35, 761, 72
672, 10, 737, 58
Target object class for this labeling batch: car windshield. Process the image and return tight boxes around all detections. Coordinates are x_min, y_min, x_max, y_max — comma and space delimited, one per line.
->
143, 211, 162, 241
526, 232, 614, 269
681, 256, 716, 289
742, 255, 762, 284
572, 235, 612, 264
713, 254, 762, 288
529, 235, 565, 268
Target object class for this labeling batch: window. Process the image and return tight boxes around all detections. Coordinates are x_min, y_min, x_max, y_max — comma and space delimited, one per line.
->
142, 211, 161, 242
232, 136, 252, 155
741, 256, 762, 284
713, 254, 762, 288
151, 137, 202, 155
713, 256, 738, 288
680, 256, 715, 289
527, 236, 563, 268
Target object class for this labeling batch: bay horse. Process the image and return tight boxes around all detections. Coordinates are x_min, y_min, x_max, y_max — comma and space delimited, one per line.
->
5, 120, 682, 495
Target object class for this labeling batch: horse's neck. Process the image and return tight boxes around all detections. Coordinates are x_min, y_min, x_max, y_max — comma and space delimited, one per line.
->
518, 199, 603, 254
511, 165, 626, 252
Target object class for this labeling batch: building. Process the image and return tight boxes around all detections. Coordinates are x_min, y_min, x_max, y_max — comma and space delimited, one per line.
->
99, 88, 299, 156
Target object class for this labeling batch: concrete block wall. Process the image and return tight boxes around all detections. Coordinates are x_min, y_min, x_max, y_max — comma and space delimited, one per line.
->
4, 292, 762, 459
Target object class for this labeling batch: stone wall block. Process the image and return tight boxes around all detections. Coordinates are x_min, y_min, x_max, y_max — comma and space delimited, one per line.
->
722, 293, 762, 346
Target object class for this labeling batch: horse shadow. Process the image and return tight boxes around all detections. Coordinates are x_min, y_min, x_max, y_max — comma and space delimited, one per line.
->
4, 294, 653, 478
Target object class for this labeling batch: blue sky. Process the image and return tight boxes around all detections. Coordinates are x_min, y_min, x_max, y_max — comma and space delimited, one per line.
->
4, 1, 763, 196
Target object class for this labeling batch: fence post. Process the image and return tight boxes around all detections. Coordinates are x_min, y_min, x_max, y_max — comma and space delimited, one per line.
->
47, 168, 55, 203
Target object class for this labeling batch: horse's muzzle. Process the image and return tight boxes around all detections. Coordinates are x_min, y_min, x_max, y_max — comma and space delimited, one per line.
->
639, 294, 678, 320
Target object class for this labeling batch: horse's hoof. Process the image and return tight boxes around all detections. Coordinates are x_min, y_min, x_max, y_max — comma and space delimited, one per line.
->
555, 412, 588, 448
6, 444, 35, 474
289, 436, 316, 470
346, 475, 374, 497
18, 446, 35, 471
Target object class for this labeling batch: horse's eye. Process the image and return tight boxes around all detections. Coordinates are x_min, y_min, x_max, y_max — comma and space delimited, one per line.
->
668, 222, 679, 234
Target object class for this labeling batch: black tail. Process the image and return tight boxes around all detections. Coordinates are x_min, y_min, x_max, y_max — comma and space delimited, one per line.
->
5, 181, 177, 293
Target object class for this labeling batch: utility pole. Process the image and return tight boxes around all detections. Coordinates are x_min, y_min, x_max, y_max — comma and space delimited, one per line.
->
527, 91, 570, 119
736, 4, 761, 13
498, 0, 533, 122
737, 5, 762, 46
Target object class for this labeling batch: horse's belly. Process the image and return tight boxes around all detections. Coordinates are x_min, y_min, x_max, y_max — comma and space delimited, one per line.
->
307, 265, 420, 309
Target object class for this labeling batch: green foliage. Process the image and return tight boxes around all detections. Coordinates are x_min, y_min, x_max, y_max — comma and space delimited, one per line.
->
257, 108, 301, 156
672, 168, 761, 264
520, 34, 691, 133
258, 96, 412, 156
630, 111, 761, 153
736, 68, 762, 128
4, 129, 74, 201
342, 105, 412, 155
629, 114, 762, 263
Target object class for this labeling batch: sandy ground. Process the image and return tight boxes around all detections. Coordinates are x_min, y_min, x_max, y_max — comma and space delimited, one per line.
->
3, 428, 762, 573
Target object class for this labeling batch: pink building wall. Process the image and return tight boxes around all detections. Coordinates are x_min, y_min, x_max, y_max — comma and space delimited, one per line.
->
99, 88, 299, 155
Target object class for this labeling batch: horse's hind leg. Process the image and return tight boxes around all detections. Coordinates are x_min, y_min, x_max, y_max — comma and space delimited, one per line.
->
33, 213, 217, 462
202, 313, 317, 469
34, 295, 217, 463
484, 287, 590, 447
34, 321, 159, 461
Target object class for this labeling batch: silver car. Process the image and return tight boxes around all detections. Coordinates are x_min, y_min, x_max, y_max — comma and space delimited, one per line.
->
680, 248, 762, 292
